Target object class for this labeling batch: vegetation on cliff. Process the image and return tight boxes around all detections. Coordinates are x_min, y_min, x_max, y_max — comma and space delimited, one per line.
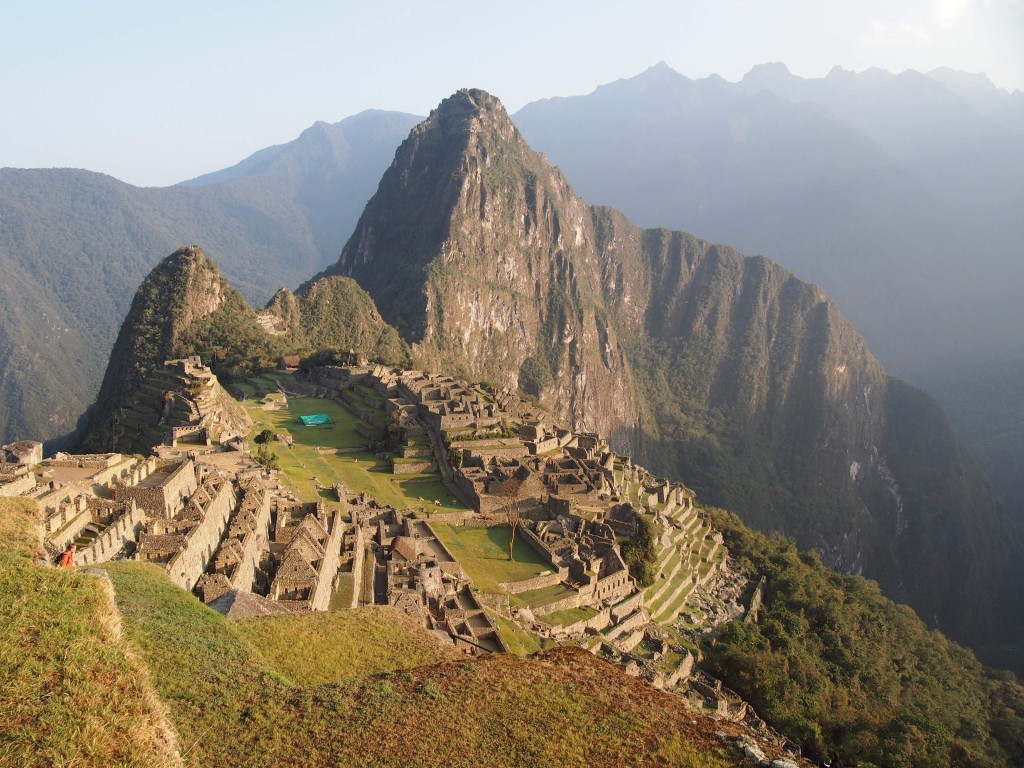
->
703, 507, 1024, 767
309, 87, 1020, 666
80, 248, 410, 452
274, 277, 410, 366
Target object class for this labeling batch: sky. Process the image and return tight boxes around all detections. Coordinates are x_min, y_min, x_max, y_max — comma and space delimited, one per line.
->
2, 0, 1022, 187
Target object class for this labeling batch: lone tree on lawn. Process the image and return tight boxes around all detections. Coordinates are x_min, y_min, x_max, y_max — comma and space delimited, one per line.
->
499, 476, 524, 561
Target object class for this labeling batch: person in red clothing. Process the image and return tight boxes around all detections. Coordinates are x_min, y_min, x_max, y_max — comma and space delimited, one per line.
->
57, 544, 75, 567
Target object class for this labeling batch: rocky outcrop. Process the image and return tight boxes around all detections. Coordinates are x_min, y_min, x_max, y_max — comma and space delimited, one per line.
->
81, 246, 242, 452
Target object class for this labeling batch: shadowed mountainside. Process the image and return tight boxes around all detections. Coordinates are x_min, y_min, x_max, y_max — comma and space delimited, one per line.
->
313, 88, 1023, 663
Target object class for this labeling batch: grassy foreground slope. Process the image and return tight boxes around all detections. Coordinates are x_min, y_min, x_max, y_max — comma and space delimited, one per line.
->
101, 561, 743, 768
233, 606, 462, 685
0, 499, 178, 768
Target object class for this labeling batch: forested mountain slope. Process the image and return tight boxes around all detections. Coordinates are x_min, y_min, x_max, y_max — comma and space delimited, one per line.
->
314, 88, 1023, 664
0, 110, 419, 446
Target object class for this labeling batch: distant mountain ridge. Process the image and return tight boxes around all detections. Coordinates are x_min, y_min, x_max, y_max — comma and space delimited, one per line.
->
312, 88, 1023, 662
513, 62, 1024, 381
0, 110, 420, 446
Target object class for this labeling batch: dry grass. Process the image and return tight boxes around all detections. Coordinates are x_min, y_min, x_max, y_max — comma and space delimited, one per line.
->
0, 500, 181, 768
0, 496, 43, 560
99, 562, 747, 768
233, 606, 461, 685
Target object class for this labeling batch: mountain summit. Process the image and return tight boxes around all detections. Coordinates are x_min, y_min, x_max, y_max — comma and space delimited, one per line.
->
312, 88, 640, 437
311, 88, 1022, 659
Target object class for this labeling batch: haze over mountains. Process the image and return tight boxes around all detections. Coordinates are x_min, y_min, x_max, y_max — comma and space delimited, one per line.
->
77, 87, 1024, 674
0, 110, 419, 444
512, 62, 1024, 531
2, 62, 1022, 664
515, 62, 1024, 379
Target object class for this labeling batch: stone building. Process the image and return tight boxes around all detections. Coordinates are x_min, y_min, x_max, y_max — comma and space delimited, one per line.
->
115, 459, 199, 519
267, 500, 344, 610
385, 518, 507, 654
2, 440, 43, 466
196, 472, 273, 602
135, 466, 236, 592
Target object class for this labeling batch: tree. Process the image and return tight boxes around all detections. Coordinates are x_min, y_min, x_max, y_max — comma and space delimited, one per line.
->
253, 428, 274, 445
499, 475, 524, 561
254, 442, 279, 470
384, 415, 406, 452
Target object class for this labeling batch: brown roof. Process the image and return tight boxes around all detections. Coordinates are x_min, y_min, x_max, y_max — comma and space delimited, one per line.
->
391, 536, 421, 562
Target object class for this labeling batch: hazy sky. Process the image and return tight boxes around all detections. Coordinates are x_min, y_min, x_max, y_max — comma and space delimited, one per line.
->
2, 0, 1021, 186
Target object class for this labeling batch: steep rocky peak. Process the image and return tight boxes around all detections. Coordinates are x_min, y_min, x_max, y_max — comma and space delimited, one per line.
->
415, 88, 518, 143
159, 245, 229, 333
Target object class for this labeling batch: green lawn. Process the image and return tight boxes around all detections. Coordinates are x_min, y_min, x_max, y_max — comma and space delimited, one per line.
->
518, 582, 578, 609
488, 610, 544, 655
430, 524, 554, 594
544, 605, 599, 627
250, 396, 368, 450
243, 395, 467, 515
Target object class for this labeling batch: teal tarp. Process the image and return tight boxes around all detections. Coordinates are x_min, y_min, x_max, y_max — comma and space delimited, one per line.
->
298, 414, 331, 426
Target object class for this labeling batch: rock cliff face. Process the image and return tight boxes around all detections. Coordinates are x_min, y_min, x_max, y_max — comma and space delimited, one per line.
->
82, 246, 238, 452
313, 89, 639, 443
313, 89, 1018, 652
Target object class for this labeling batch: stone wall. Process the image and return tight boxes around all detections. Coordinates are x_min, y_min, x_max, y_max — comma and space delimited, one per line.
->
164, 481, 235, 591
745, 576, 767, 624
501, 569, 566, 594
0, 472, 36, 497
519, 525, 558, 569
278, 379, 330, 398
391, 459, 436, 475
462, 515, 507, 529
417, 520, 461, 566
652, 651, 694, 690
115, 460, 198, 518
230, 492, 272, 594
308, 511, 346, 611
611, 590, 645, 623
77, 504, 145, 566
41, 491, 90, 538
533, 591, 584, 617
348, 524, 365, 610
556, 606, 612, 636
421, 510, 478, 525
592, 563, 632, 604
611, 605, 648, 637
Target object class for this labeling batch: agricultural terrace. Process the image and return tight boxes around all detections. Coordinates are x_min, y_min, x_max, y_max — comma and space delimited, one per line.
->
243, 394, 468, 516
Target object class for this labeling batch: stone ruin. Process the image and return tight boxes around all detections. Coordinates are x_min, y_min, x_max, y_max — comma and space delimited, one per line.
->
385, 518, 507, 654
107, 356, 253, 456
